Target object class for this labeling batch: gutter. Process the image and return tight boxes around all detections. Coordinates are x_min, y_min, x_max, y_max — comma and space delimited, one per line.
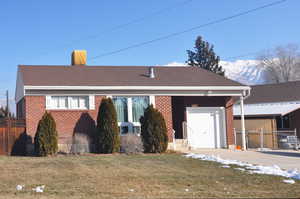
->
24, 85, 251, 91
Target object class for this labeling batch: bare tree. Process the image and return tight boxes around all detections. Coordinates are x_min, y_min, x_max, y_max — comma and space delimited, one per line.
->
257, 44, 300, 83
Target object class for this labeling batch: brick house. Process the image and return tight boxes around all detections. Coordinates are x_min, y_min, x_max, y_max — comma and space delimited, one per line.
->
15, 51, 250, 152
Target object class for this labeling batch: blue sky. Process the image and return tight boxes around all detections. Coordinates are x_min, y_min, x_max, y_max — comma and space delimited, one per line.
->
0, 0, 299, 102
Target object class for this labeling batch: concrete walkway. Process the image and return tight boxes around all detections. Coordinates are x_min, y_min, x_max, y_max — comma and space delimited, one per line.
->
180, 149, 300, 171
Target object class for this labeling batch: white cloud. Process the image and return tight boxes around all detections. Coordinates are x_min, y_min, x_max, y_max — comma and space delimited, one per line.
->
163, 62, 187, 67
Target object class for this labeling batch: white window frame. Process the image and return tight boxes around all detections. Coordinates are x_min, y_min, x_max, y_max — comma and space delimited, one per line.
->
111, 95, 154, 135
46, 95, 94, 110
68, 96, 89, 110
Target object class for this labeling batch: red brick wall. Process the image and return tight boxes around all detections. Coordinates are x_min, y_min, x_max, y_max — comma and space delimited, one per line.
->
24, 96, 104, 143
225, 97, 234, 146
24, 95, 174, 144
155, 96, 173, 141
25, 96, 45, 140
24, 95, 234, 148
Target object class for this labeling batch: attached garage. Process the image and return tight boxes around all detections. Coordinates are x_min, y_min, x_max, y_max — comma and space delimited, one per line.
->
186, 107, 226, 148
171, 95, 249, 149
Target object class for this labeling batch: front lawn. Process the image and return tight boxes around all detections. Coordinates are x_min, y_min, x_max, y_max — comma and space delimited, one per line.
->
0, 153, 299, 198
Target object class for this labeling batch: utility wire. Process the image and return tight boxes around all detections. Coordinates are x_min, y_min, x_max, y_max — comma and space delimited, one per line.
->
69, 0, 194, 44
28, 0, 194, 61
89, 0, 287, 61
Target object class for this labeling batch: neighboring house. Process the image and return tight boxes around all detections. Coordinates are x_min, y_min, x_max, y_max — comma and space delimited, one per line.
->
15, 50, 250, 153
233, 81, 300, 147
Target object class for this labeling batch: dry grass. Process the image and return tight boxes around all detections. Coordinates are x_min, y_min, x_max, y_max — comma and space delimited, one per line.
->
0, 153, 299, 198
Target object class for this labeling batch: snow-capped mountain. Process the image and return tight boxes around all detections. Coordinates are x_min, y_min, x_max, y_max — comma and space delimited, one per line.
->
220, 60, 270, 85
165, 60, 270, 85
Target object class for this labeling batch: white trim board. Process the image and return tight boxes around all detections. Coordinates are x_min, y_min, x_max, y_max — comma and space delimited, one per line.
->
26, 93, 244, 97
233, 101, 300, 116
24, 85, 251, 91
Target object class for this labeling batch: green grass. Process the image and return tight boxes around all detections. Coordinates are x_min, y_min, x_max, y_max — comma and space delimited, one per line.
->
0, 153, 299, 198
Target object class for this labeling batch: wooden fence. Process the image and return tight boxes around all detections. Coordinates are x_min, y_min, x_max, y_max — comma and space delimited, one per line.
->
0, 119, 26, 155
234, 128, 297, 149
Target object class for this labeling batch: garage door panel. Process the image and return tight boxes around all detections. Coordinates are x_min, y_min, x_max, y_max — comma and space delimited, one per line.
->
187, 107, 226, 149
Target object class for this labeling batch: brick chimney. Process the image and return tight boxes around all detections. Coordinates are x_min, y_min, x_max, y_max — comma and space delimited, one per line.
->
71, 50, 87, 65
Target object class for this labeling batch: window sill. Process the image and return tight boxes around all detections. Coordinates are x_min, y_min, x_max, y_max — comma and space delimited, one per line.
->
46, 108, 90, 112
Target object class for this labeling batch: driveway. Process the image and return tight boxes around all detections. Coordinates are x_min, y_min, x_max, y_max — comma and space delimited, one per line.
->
181, 149, 300, 171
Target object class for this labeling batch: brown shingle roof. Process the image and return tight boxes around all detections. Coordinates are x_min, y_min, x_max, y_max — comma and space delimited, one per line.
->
245, 81, 300, 104
19, 65, 243, 87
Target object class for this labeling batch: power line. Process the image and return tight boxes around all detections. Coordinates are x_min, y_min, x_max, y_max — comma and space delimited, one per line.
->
224, 41, 300, 60
69, 0, 194, 44
27, 0, 194, 61
89, 0, 287, 61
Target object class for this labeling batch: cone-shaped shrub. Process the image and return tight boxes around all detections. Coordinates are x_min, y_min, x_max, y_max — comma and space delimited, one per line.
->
96, 98, 120, 153
140, 105, 168, 153
34, 112, 58, 156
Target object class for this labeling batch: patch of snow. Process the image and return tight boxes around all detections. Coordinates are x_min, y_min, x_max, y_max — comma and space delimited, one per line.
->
234, 168, 246, 171
257, 148, 271, 151
32, 185, 45, 193
16, 185, 24, 191
221, 165, 230, 168
283, 179, 295, 184
185, 153, 300, 182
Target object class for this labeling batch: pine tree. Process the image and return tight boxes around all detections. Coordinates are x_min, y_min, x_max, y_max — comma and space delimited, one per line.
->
34, 112, 58, 156
187, 36, 225, 76
140, 105, 168, 153
95, 98, 120, 153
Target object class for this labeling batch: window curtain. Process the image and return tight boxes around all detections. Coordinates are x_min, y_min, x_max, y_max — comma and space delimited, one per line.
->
79, 96, 87, 108
59, 97, 68, 108
70, 97, 79, 108
51, 96, 67, 108
132, 97, 149, 122
113, 97, 128, 122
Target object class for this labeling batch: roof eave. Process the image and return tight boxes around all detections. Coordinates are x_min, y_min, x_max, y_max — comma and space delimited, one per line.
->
24, 85, 251, 91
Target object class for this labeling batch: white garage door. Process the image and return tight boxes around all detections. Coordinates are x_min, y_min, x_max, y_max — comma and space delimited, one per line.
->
186, 107, 226, 148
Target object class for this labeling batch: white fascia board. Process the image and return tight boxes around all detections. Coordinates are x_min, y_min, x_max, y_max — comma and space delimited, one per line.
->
27, 93, 244, 97
233, 101, 300, 116
24, 85, 251, 91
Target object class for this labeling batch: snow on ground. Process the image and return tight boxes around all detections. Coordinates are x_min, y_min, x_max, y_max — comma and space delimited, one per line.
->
16, 185, 24, 191
32, 185, 45, 193
283, 179, 296, 184
185, 153, 300, 183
